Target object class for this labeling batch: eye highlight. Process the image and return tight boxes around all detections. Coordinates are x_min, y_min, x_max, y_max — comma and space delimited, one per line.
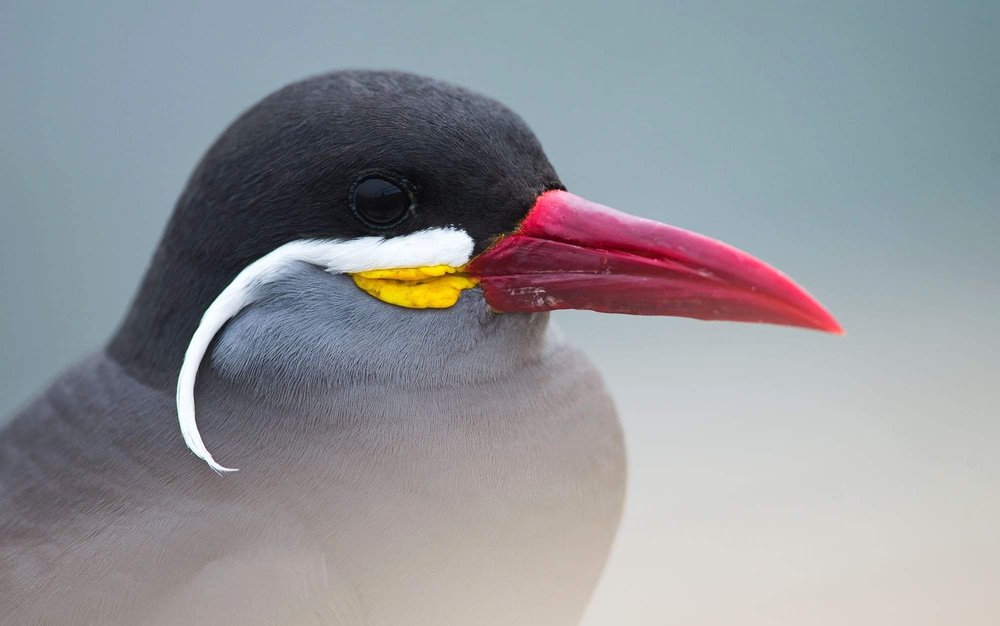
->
349, 174, 416, 229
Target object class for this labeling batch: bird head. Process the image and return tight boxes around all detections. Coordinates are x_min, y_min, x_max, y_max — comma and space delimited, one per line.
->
110, 71, 840, 473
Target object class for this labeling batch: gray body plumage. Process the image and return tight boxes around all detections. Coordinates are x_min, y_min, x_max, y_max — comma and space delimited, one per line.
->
1, 266, 625, 624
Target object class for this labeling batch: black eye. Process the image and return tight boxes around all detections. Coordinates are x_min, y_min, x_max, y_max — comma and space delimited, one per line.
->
350, 175, 415, 228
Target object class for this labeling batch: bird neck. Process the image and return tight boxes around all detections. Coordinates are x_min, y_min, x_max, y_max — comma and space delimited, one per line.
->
107, 211, 257, 389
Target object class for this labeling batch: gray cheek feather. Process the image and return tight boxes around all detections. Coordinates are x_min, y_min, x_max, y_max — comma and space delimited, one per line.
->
208, 262, 552, 406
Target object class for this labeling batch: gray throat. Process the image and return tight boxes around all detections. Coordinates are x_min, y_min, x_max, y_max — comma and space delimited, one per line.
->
211, 262, 553, 402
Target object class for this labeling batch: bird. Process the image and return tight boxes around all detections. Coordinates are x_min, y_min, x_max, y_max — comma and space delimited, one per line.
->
0, 70, 840, 625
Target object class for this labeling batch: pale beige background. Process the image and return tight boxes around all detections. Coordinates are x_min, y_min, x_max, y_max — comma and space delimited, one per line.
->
2, 2, 998, 624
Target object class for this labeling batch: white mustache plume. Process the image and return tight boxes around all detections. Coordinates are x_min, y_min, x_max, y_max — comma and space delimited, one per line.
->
176, 228, 474, 473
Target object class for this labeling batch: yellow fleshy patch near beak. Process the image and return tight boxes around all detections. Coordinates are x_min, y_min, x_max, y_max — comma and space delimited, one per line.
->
350, 265, 479, 309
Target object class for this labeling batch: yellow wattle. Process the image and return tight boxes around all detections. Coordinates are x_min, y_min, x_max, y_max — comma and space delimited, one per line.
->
350, 265, 479, 309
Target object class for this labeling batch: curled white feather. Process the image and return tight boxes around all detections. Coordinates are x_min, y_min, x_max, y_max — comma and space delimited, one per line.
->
176, 227, 475, 472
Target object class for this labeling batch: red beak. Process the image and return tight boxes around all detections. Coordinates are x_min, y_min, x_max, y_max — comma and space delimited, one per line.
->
467, 190, 842, 334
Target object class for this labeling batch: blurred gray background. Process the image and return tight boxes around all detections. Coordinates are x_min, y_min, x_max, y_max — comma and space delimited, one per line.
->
2, 1, 998, 624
